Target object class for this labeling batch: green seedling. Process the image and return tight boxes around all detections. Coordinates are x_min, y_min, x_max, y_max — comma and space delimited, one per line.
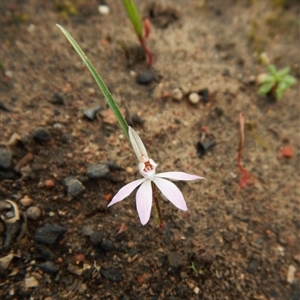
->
188, 262, 198, 277
258, 65, 296, 100
122, 0, 153, 65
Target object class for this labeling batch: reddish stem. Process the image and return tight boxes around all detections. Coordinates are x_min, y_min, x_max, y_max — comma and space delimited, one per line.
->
237, 113, 248, 188
138, 37, 153, 66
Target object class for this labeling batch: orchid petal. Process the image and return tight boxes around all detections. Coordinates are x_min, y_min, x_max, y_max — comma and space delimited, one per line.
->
136, 179, 153, 225
128, 126, 148, 162
108, 178, 145, 207
155, 172, 204, 181
153, 177, 188, 211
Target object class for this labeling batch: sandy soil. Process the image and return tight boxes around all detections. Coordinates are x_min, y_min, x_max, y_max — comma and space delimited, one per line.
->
1, 0, 299, 299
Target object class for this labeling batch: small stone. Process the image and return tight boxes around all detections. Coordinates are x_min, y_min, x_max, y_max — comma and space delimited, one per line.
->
222, 69, 230, 76
45, 179, 55, 189
188, 92, 200, 104
35, 223, 67, 245
37, 261, 59, 274
171, 88, 183, 101
0, 148, 12, 169
81, 226, 94, 237
98, 5, 110, 15
100, 268, 122, 282
101, 240, 114, 251
87, 164, 110, 179
63, 176, 85, 198
198, 88, 209, 102
0, 101, 10, 112
181, 84, 191, 95
136, 70, 154, 85
50, 93, 64, 105
27, 206, 42, 220
20, 195, 34, 206
0, 254, 14, 272
83, 106, 101, 120
248, 75, 256, 84
287, 265, 296, 283
281, 146, 294, 158
33, 128, 52, 143
126, 167, 134, 174
90, 232, 103, 246
35, 244, 54, 260
67, 264, 83, 276
193, 287, 200, 295
24, 276, 39, 288
61, 134, 73, 143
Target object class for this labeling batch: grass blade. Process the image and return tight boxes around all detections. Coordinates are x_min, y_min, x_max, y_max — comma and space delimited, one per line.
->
56, 24, 129, 139
122, 0, 143, 38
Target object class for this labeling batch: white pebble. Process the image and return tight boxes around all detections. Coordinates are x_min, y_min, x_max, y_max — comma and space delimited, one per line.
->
181, 84, 191, 95
130, 70, 136, 77
98, 5, 110, 15
27, 24, 35, 33
193, 287, 200, 295
287, 265, 296, 283
171, 88, 183, 101
20, 195, 33, 207
189, 92, 200, 104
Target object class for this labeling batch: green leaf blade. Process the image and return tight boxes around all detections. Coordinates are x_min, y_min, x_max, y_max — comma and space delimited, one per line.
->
122, 0, 143, 38
56, 24, 129, 139
258, 81, 274, 95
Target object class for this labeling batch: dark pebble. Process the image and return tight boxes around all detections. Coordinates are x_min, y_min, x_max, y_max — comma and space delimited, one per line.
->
83, 106, 101, 120
249, 259, 258, 272
0, 148, 12, 169
34, 223, 67, 245
87, 164, 110, 179
0, 170, 17, 180
100, 268, 122, 282
61, 134, 73, 143
50, 93, 64, 105
63, 176, 85, 198
34, 244, 54, 260
136, 70, 154, 85
33, 127, 52, 143
222, 69, 230, 76
196, 140, 215, 157
89, 231, 103, 246
106, 161, 123, 171
198, 88, 209, 102
37, 261, 59, 274
101, 240, 114, 251
0, 101, 9, 111
3, 222, 21, 248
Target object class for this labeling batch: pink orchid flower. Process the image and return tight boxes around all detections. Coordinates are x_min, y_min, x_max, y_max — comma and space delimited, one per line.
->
108, 127, 204, 225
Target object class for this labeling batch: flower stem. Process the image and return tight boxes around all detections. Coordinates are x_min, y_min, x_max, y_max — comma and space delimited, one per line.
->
139, 37, 153, 66
152, 183, 165, 228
